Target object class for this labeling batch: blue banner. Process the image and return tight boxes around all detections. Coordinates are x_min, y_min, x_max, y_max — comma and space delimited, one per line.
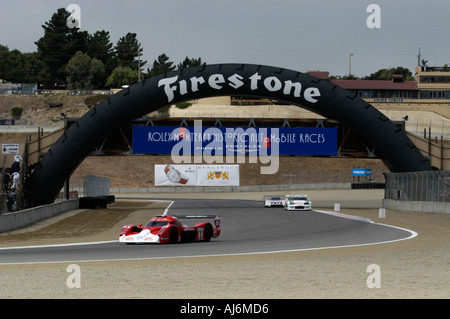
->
132, 125, 337, 156
352, 168, 372, 176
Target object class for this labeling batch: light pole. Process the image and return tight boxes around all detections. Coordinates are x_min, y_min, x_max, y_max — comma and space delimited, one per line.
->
138, 44, 141, 82
349, 53, 354, 76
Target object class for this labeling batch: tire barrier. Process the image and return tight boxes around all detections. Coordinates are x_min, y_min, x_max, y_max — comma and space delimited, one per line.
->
27, 64, 431, 206
79, 195, 115, 209
351, 183, 385, 189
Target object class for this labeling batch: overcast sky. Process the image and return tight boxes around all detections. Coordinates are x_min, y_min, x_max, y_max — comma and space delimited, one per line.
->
1, 0, 448, 77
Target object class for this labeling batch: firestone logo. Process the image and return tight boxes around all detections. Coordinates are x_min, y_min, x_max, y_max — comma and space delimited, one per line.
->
158, 72, 321, 104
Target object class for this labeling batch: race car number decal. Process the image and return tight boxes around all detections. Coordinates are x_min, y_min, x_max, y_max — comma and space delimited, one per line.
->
197, 227, 204, 240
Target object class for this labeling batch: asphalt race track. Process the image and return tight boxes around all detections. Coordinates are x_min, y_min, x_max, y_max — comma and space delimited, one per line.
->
0, 198, 415, 265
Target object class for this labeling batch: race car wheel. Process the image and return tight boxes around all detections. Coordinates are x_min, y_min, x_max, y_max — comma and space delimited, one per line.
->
204, 224, 213, 242
169, 228, 178, 244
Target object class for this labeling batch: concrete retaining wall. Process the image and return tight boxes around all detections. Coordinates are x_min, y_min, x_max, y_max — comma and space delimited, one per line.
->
110, 183, 352, 194
383, 199, 450, 214
0, 198, 79, 233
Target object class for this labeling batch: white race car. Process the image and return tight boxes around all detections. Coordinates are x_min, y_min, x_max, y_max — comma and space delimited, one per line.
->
264, 195, 284, 207
284, 194, 312, 211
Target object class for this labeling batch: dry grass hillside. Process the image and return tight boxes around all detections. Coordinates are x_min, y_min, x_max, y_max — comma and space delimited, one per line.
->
0, 94, 107, 126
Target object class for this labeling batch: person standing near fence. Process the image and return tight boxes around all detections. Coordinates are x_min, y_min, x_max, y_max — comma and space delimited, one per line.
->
10, 155, 21, 174
11, 172, 20, 189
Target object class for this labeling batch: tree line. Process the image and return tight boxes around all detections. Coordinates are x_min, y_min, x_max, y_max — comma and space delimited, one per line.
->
330, 66, 415, 81
0, 8, 205, 90
1, 8, 417, 90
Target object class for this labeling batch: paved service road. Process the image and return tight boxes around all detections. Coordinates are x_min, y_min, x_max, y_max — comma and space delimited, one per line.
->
0, 198, 415, 264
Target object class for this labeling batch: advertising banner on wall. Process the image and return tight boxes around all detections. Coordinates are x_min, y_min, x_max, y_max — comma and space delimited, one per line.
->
155, 165, 240, 186
155, 165, 197, 186
133, 125, 337, 156
196, 165, 240, 186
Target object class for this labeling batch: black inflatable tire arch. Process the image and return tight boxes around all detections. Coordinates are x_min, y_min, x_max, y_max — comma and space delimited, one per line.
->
28, 63, 431, 206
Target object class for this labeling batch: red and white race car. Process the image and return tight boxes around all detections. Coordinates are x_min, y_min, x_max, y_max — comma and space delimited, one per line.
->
119, 214, 221, 244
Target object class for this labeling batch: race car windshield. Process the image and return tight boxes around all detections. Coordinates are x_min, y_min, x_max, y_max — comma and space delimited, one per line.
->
290, 197, 308, 201
145, 220, 169, 227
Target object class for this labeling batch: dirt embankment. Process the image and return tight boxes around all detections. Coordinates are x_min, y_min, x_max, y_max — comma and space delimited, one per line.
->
71, 155, 388, 188
0, 94, 98, 126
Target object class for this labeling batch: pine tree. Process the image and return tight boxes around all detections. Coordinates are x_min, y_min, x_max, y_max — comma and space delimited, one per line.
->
35, 8, 89, 87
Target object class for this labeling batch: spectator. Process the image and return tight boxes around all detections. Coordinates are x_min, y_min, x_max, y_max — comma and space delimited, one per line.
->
2, 172, 10, 190
11, 172, 20, 189
10, 155, 21, 173
6, 188, 16, 211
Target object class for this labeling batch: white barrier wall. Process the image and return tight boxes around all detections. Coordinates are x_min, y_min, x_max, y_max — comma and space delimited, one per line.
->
0, 199, 79, 233
383, 199, 450, 214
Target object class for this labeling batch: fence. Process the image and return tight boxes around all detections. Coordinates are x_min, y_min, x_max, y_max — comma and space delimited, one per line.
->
384, 171, 450, 202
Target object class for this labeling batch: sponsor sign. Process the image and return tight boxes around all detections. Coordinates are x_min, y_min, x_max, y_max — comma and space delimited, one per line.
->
352, 168, 372, 177
0, 119, 15, 125
155, 164, 239, 186
197, 165, 240, 186
133, 125, 337, 156
155, 164, 197, 186
2, 144, 20, 154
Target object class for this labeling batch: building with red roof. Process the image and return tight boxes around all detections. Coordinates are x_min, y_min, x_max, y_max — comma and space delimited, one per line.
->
309, 71, 419, 100
310, 65, 450, 102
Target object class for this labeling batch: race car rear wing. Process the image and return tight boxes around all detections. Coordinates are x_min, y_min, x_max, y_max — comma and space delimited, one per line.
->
172, 215, 218, 219
158, 215, 221, 228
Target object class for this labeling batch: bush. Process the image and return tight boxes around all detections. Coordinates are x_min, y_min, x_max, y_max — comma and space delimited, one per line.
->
175, 102, 192, 109
11, 107, 23, 118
